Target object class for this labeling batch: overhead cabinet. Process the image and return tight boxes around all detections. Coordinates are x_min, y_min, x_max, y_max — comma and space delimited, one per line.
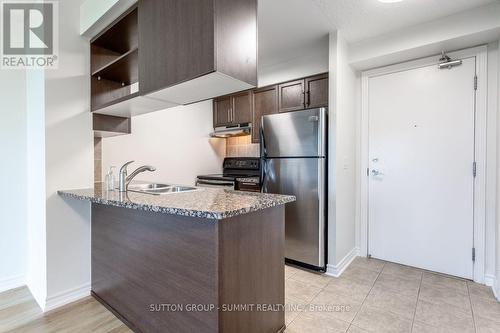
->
139, 0, 257, 105
90, 0, 257, 117
213, 73, 328, 143
252, 86, 278, 143
278, 73, 328, 113
213, 91, 253, 127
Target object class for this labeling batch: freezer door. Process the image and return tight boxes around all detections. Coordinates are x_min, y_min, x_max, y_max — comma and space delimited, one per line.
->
263, 157, 326, 268
262, 108, 327, 158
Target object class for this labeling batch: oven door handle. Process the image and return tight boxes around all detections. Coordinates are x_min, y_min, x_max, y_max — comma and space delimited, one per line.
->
196, 179, 235, 187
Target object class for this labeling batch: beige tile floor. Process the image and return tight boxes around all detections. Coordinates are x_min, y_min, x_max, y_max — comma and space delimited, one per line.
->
284, 257, 500, 333
1, 257, 498, 332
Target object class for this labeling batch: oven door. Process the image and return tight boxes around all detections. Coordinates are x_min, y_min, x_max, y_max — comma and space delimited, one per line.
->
195, 178, 235, 189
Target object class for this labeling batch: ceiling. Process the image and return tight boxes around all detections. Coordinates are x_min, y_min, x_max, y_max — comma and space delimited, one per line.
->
258, 0, 497, 67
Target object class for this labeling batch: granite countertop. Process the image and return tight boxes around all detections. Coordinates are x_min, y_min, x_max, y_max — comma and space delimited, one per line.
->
58, 183, 295, 220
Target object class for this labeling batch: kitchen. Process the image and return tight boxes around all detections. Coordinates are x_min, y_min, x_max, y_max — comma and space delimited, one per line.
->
1, 0, 500, 333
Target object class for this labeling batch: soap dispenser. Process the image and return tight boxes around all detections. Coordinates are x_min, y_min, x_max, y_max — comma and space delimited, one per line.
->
105, 166, 116, 191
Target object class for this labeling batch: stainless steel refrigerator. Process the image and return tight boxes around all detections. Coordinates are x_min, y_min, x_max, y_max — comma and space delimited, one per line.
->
261, 108, 327, 271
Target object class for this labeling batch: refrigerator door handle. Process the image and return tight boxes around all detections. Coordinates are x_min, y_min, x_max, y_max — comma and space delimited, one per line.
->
260, 159, 266, 191
260, 127, 267, 191
260, 126, 267, 158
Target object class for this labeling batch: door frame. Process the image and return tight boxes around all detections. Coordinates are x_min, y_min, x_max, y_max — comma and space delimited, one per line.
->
359, 45, 488, 283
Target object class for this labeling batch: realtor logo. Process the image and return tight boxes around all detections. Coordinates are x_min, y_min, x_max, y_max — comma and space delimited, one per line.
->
1, 1, 58, 68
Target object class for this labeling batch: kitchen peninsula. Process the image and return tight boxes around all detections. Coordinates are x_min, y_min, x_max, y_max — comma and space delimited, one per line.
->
58, 185, 295, 333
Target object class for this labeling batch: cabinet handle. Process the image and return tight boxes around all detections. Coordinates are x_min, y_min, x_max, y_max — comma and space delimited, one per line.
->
307, 91, 311, 106
302, 91, 306, 108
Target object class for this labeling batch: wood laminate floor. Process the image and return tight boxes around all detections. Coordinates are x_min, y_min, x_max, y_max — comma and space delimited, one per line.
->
1, 258, 499, 333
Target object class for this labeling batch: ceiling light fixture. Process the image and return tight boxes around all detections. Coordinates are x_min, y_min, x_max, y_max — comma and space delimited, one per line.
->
378, 0, 404, 3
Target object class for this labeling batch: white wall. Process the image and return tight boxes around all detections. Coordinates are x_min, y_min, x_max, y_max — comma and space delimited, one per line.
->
496, 38, 500, 300
43, 0, 93, 311
102, 100, 226, 186
349, 2, 500, 70
258, 37, 329, 87
0, 69, 27, 292
327, 32, 359, 275
26, 69, 47, 307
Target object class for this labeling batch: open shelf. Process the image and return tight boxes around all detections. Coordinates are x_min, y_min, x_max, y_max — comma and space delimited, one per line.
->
92, 48, 138, 85
90, 6, 139, 112
91, 7, 138, 54
93, 113, 131, 138
92, 90, 140, 112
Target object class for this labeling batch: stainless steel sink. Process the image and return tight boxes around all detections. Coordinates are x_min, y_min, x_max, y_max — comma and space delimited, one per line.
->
128, 183, 171, 190
128, 184, 198, 195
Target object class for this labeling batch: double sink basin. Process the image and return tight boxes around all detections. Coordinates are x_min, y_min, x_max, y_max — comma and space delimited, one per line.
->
128, 183, 198, 195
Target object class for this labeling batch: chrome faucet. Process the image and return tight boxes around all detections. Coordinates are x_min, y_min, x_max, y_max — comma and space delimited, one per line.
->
119, 160, 156, 192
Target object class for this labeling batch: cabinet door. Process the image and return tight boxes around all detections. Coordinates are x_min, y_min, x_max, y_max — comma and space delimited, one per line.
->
214, 97, 232, 127
232, 91, 252, 124
278, 79, 305, 113
139, 0, 215, 95
305, 73, 328, 108
252, 86, 278, 143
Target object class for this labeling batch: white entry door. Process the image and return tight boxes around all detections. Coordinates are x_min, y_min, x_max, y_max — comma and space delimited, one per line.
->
367, 57, 476, 279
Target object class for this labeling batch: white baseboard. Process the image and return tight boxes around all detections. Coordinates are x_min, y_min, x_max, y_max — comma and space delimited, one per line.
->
484, 274, 496, 287
325, 247, 360, 278
483, 274, 499, 302
493, 273, 499, 301
0, 275, 25, 293
44, 283, 91, 312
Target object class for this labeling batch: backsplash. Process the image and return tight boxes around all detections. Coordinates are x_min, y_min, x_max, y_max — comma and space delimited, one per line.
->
226, 135, 260, 157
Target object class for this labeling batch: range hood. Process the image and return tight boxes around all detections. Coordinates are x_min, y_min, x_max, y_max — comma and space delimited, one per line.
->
210, 123, 252, 138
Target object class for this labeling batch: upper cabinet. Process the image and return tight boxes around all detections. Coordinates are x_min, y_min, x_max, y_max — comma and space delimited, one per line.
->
90, 0, 257, 117
252, 86, 278, 143
305, 73, 329, 108
278, 79, 306, 113
214, 96, 232, 127
212, 72, 328, 143
91, 7, 139, 112
277, 73, 329, 113
139, 0, 257, 105
213, 91, 252, 127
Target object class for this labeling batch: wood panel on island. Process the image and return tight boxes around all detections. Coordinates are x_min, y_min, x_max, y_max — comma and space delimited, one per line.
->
213, 72, 328, 143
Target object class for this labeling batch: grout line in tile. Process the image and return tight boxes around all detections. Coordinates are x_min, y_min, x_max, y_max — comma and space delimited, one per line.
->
349, 260, 386, 327
410, 269, 423, 333
466, 281, 478, 333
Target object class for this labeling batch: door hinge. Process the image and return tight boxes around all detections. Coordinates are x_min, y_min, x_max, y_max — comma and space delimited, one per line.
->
473, 162, 477, 177
472, 248, 476, 262
474, 75, 478, 90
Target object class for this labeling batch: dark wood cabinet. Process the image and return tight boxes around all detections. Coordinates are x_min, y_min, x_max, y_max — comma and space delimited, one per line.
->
213, 91, 252, 127
252, 86, 278, 143
90, 0, 257, 116
213, 72, 328, 143
278, 79, 306, 113
138, 0, 215, 94
277, 74, 329, 113
139, 0, 257, 104
90, 7, 139, 112
214, 97, 232, 127
305, 73, 329, 108
232, 91, 253, 124
92, 114, 131, 137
